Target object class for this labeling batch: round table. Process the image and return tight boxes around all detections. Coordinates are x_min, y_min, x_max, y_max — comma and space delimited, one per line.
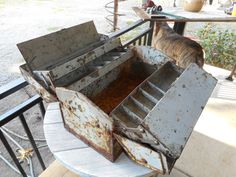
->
43, 102, 157, 177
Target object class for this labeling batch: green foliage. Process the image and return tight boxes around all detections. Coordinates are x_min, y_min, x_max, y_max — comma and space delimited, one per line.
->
197, 23, 236, 70
120, 21, 149, 44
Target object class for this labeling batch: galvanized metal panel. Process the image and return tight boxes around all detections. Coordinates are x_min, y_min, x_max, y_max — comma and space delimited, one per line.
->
114, 134, 167, 174
19, 64, 57, 102
132, 46, 172, 66
49, 38, 122, 81
55, 87, 122, 161
17, 21, 101, 70
67, 50, 133, 91
143, 63, 217, 157
111, 62, 183, 155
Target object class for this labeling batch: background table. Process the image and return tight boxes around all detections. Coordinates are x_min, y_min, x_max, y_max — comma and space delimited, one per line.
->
133, 6, 236, 35
43, 102, 158, 177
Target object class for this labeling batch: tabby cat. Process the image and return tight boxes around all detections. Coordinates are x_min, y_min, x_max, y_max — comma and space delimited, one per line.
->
152, 22, 205, 69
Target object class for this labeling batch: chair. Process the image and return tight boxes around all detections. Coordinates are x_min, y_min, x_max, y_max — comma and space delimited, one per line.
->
39, 160, 80, 177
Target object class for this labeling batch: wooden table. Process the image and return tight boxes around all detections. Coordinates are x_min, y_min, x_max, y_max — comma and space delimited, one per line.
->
133, 6, 236, 35
43, 102, 157, 177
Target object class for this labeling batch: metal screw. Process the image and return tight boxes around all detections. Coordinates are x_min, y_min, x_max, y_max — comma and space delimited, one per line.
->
154, 140, 159, 145
122, 127, 127, 132
139, 128, 145, 133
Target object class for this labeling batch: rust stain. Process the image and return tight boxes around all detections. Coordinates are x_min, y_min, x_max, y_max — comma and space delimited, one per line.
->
83, 118, 112, 151
134, 132, 143, 139
77, 104, 85, 112
60, 102, 122, 161
90, 71, 99, 78
64, 123, 120, 162
80, 78, 85, 82
115, 135, 164, 174
140, 158, 148, 164
86, 51, 95, 57
62, 103, 77, 118
90, 68, 147, 114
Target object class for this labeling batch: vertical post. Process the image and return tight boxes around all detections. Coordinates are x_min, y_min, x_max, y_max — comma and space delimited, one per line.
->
144, 33, 147, 45
113, 0, 119, 31
38, 101, 45, 117
0, 129, 27, 177
147, 21, 154, 46
138, 38, 142, 45
173, 0, 176, 7
19, 114, 46, 170
226, 64, 236, 81
173, 22, 186, 35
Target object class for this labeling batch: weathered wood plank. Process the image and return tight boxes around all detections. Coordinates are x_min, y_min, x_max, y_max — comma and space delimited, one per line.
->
44, 103, 63, 124
39, 160, 81, 177
132, 7, 150, 20
44, 122, 88, 152
43, 109, 63, 124
54, 150, 154, 177
133, 7, 236, 22
46, 102, 60, 111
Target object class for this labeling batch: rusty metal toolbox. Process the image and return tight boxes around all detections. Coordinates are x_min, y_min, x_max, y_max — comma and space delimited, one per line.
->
112, 61, 217, 173
17, 21, 217, 174
18, 21, 121, 102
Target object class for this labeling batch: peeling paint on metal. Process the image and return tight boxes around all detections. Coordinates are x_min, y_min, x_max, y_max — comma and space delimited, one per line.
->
56, 87, 122, 161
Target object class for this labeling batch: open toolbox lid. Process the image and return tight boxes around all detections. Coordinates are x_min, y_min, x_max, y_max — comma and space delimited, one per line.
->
18, 21, 123, 102
111, 62, 217, 173
17, 21, 103, 71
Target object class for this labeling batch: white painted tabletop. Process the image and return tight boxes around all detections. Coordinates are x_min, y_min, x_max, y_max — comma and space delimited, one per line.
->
43, 102, 157, 177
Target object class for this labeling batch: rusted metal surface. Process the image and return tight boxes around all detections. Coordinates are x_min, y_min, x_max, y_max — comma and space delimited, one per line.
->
56, 87, 122, 161
53, 46, 168, 162
143, 63, 217, 157
67, 50, 133, 91
19, 64, 57, 102
114, 134, 168, 174
112, 62, 217, 173
18, 20, 217, 175
50, 38, 121, 81
34, 38, 122, 90
17, 21, 102, 71
132, 46, 172, 66
18, 21, 123, 102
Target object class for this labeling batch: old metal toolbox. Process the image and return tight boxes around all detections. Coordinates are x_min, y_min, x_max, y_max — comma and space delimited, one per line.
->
18, 21, 121, 102
112, 61, 217, 173
17, 21, 217, 174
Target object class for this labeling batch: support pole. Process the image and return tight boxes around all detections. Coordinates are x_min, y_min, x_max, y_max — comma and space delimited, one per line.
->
19, 114, 46, 170
113, 0, 119, 31
173, 22, 186, 35
0, 129, 27, 177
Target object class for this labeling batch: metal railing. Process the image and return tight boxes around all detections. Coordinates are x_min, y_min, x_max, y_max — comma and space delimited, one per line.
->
0, 78, 46, 177
109, 19, 154, 47
0, 19, 153, 177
